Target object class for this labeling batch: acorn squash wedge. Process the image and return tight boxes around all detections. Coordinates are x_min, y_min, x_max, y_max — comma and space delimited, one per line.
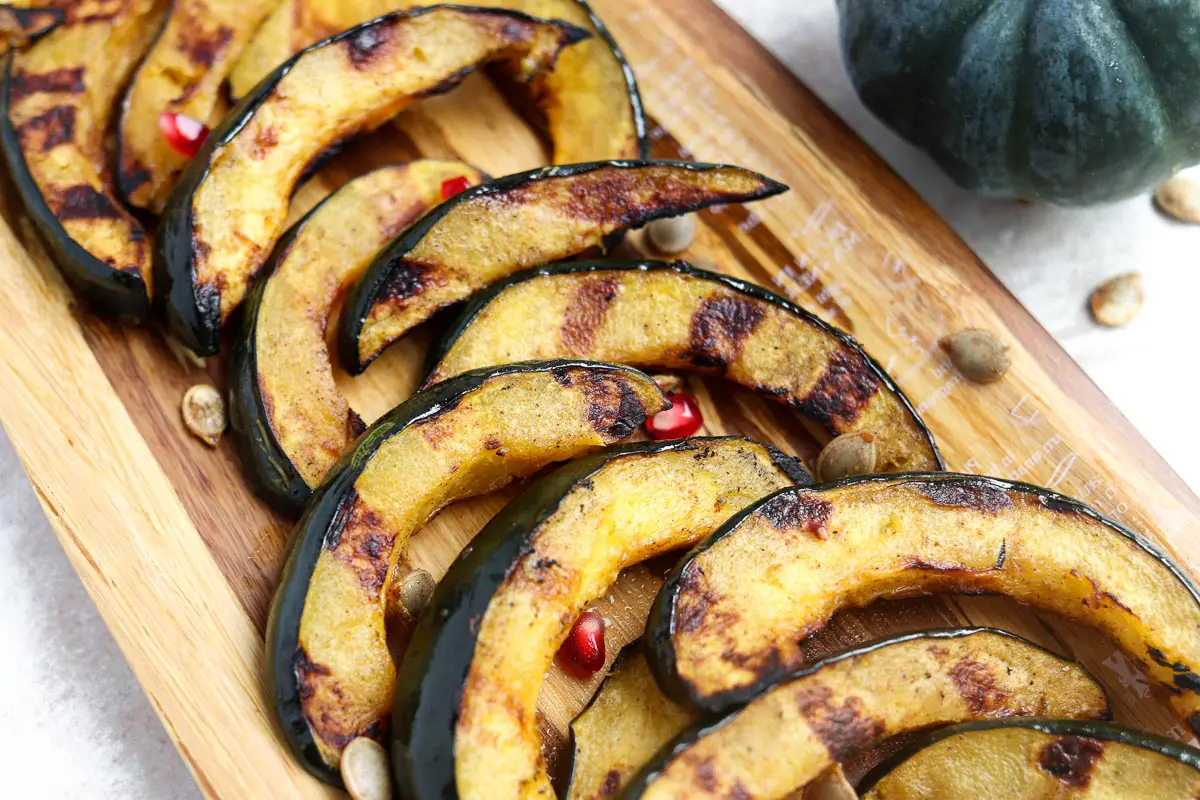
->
393, 436, 809, 800
154, 6, 586, 356
618, 629, 1108, 800
426, 260, 943, 473
0, 0, 166, 319
269, 360, 666, 784
647, 473, 1200, 731
0, 5, 63, 56
860, 718, 1200, 799
117, 0, 281, 211
228, 0, 646, 163
339, 163, 788, 373
229, 160, 485, 517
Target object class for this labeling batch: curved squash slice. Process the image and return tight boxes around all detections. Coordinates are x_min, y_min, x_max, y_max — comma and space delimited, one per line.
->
0, 0, 165, 319
155, 7, 586, 356
229, 160, 485, 517
228, 0, 646, 162
860, 719, 1200, 799
340, 163, 788, 373
393, 437, 808, 800
647, 474, 1200, 727
426, 261, 942, 473
117, 0, 281, 211
0, 5, 64, 55
269, 360, 666, 784
617, 629, 1108, 800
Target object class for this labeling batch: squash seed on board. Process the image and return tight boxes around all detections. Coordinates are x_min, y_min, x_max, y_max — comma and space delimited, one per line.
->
341, 736, 393, 800
181, 384, 226, 447
817, 432, 877, 483
398, 568, 436, 618
941, 328, 1011, 384
1155, 173, 1200, 224
1090, 273, 1144, 328
646, 214, 697, 254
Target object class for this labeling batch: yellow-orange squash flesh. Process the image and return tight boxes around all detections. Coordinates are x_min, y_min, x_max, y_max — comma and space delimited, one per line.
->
2, 0, 165, 316
448, 438, 804, 800
117, 0, 281, 210
157, 7, 584, 355
345, 165, 787, 373
427, 262, 940, 473
270, 362, 666, 775
620, 630, 1108, 800
650, 474, 1200, 731
0, 5, 63, 55
862, 720, 1200, 800
230, 160, 484, 516
228, 0, 645, 162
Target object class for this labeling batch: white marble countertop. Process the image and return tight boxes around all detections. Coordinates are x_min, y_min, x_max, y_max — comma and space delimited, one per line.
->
2, 2, 1198, 797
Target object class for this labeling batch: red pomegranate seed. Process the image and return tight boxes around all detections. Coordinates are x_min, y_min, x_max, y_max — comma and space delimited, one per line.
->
440, 176, 471, 199
558, 610, 605, 677
158, 111, 209, 158
645, 392, 703, 440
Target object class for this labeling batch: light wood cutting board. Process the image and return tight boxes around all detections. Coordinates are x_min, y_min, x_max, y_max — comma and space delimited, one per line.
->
0, 0, 1197, 797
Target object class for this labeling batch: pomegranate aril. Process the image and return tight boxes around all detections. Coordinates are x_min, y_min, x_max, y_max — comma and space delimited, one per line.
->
558, 610, 605, 677
645, 391, 703, 440
158, 111, 209, 158
440, 176, 471, 199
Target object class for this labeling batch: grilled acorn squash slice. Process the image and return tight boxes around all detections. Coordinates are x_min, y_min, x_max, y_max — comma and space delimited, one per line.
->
228, 0, 646, 162
117, 0, 281, 211
647, 474, 1200, 731
426, 260, 942, 473
339, 162, 787, 373
155, 6, 585, 356
0, 5, 63, 55
394, 437, 809, 800
860, 719, 1200, 799
614, 629, 1107, 800
229, 160, 485, 516
0, 0, 165, 319
269, 360, 666, 784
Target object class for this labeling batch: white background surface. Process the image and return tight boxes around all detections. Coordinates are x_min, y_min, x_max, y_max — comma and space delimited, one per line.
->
2, 2, 1198, 797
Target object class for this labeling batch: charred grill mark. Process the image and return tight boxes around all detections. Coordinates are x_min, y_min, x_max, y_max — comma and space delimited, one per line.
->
346, 22, 395, 69
9, 66, 84, 99
294, 646, 331, 701
119, 159, 151, 195
1149, 647, 1192, 673
995, 540, 1007, 569
694, 758, 718, 792
675, 566, 720, 635
55, 184, 122, 221
797, 350, 880, 431
179, 24, 233, 67
1076, 572, 1134, 615
560, 275, 620, 353
794, 685, 885, 760
380, 261, 440, 305
683, 294, 766, 369
565, 370, 651, 440
16, 104, 74, 151
1039, 494, 1081, 514
249, 124, 279, 159
948, 656, 1012, 715
1174, 672, 1200, 694
761, 492, 832, 537
917, 480, 1014, 514
727, 782, 751, 800
327, 502, 395, 600
1036, 736, 1104, 787
599, 769, 622, 796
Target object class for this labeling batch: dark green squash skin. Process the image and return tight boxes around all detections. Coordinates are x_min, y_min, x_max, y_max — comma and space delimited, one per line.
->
267, 359, 663, 786
155, 6, 585, 357
424, 259, 944, 470
226, 195, 336, 518
836, 0, 1200, 206
857, 717, 1200, 793
645, 472, 1200, 716
391, 437, 811, 800
338, 162, 788, 375
622, 628, 1111, 800
0, 56, 150, 320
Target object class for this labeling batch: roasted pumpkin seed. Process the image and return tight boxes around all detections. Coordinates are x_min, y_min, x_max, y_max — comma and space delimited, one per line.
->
816, 431, 877, 482
942, 328, 1011, 383
1155, 173, 1200, 224
646, 214, 697, 254
181, 385, 225, 447
1090, 273, 1144, 328
341, 736, 392, 800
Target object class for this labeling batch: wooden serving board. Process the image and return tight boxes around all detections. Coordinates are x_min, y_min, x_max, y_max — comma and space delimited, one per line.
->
1, 0, 1198, 797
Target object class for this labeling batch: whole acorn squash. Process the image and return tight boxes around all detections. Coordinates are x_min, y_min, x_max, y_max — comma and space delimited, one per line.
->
837, 0, 1200, 205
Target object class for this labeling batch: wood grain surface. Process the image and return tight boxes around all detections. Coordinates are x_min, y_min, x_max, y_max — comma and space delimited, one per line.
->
0, 0, 1197, 796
